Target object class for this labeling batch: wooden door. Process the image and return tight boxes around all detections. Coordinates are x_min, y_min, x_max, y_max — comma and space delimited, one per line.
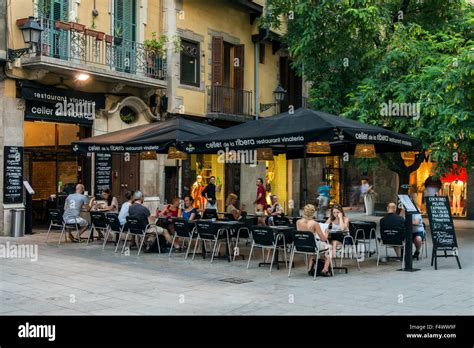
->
112, 153, 140, 203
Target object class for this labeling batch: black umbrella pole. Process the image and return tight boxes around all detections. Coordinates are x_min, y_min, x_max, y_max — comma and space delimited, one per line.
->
303, 148, 308, 206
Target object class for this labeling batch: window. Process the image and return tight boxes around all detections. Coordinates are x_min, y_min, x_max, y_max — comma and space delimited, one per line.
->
180, 39, 200, 87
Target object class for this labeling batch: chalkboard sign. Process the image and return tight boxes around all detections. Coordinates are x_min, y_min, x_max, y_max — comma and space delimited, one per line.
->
94, 153, 112, 198
426, 196, 458, 250
3, 146, 24, 204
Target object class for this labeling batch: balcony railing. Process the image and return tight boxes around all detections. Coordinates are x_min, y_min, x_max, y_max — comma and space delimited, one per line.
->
32, 17, 166, 80
207, 85, 253, 117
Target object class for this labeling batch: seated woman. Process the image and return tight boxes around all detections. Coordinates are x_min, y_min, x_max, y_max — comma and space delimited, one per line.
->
325, 203, 350, 259
266, 195, 284, 226
181, 196, 198, 222
296, 204, 332, 277
158, 197, 181, 234
226, 193, 244, 221
90, 188, 119, 213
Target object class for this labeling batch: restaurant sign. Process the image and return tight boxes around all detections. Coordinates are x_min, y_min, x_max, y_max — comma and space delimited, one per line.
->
22, 82, 105, 126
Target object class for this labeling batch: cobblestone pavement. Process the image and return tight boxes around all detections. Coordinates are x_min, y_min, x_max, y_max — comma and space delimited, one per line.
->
0, 212, 472, 315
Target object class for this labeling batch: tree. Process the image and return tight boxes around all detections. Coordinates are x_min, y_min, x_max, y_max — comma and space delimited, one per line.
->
267, 0, 474, 191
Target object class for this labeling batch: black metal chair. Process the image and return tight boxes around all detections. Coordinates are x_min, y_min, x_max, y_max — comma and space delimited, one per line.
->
247, 226, 287, 272
351, 222, 378, 259
87, 212, 108, 245
192, 220, 229, 263
168, 218, 196, 259
45, 209, 81, 246
273, 216, 290, 226
377, 227, 406, 267
231, 217, 253, 261
202, 209, 218, 220
122, 217, 160, 256
288, 231, 333, 280
104, 213, 124, 252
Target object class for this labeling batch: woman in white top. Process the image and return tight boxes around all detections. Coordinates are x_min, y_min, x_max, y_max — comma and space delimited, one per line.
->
296, 204, 332, 277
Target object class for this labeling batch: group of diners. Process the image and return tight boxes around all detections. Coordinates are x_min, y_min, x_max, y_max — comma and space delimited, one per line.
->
61, 183, 426, 278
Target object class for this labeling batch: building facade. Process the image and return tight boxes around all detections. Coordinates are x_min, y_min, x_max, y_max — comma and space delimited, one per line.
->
0, 0, 171, 235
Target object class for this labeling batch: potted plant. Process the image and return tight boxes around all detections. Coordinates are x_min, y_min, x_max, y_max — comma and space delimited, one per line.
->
144, 32, 167, 56
16, 18, 29, 27
70, 21, 85, 32
85, 28, 105, 40
113, 24, 123, 45
105, 34, 113, 44
55, 20, 72, 30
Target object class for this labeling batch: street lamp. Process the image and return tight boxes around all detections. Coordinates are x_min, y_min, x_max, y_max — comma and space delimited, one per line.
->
8, 16, 43, 61
273, 85, 286, 103
259, 85, 286, 115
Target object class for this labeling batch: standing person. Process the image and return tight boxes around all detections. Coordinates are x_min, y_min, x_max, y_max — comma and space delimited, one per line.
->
118, 190, 134, 226
63, 184, 90, 242
349, 181, 361, 211
90, 188, 119, 213
316, 181, 330, 219
202, 176, 217, 210
360, 179, 372, 213
254, 178, 267, 212
296, 204, 332, 277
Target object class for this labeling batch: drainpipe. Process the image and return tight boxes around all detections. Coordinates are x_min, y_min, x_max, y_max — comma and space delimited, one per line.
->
255, 43, 259, 120
255, 0, 270, 120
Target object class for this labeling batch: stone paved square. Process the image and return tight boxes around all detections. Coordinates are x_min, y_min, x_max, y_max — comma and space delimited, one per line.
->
1, 212, 472, 316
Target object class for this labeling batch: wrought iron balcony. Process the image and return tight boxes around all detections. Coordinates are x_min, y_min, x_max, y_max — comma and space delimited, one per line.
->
207, 85, 253, 119
23, 17, 166, 85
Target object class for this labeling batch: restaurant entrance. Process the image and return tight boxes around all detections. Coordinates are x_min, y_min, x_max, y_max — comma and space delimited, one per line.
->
23, 121, 91, 226
111, 153, 140, 203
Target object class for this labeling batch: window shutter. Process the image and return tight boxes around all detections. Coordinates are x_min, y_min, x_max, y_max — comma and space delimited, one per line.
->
212, 37, 224, 86
233, 44, 244, 90
115, 0, 136, 42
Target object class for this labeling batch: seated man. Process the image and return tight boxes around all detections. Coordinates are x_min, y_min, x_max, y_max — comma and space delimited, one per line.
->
380, 202, 405, 259
63, 184, 90, 242
128, 191, 181, 251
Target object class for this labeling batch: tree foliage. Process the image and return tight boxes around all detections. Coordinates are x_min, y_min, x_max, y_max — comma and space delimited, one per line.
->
267, 0, 474, 178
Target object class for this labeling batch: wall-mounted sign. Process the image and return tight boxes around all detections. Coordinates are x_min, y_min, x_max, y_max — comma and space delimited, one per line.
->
3, 146, 24, 204
21, 81, 105, 126
94, 153, 112, 199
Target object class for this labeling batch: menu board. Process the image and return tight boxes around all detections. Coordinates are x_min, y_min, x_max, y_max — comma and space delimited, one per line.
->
94, 153, 112, 198
3, 146, 24, 204
426, 196, 458, 250
397, 194, 419, 213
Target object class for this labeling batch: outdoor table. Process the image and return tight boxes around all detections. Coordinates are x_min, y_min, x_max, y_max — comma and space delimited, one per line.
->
212, 220, 244, 262
258, 225, 294, 270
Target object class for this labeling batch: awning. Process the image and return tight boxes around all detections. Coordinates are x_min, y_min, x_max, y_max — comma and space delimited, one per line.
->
184, 108, 422, 156
72, 117, 221, 153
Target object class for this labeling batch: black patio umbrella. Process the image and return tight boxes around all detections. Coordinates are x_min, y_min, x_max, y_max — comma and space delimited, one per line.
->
72, 117, 221, 153
184, 108, 422, 204
183, 108, 422, 155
